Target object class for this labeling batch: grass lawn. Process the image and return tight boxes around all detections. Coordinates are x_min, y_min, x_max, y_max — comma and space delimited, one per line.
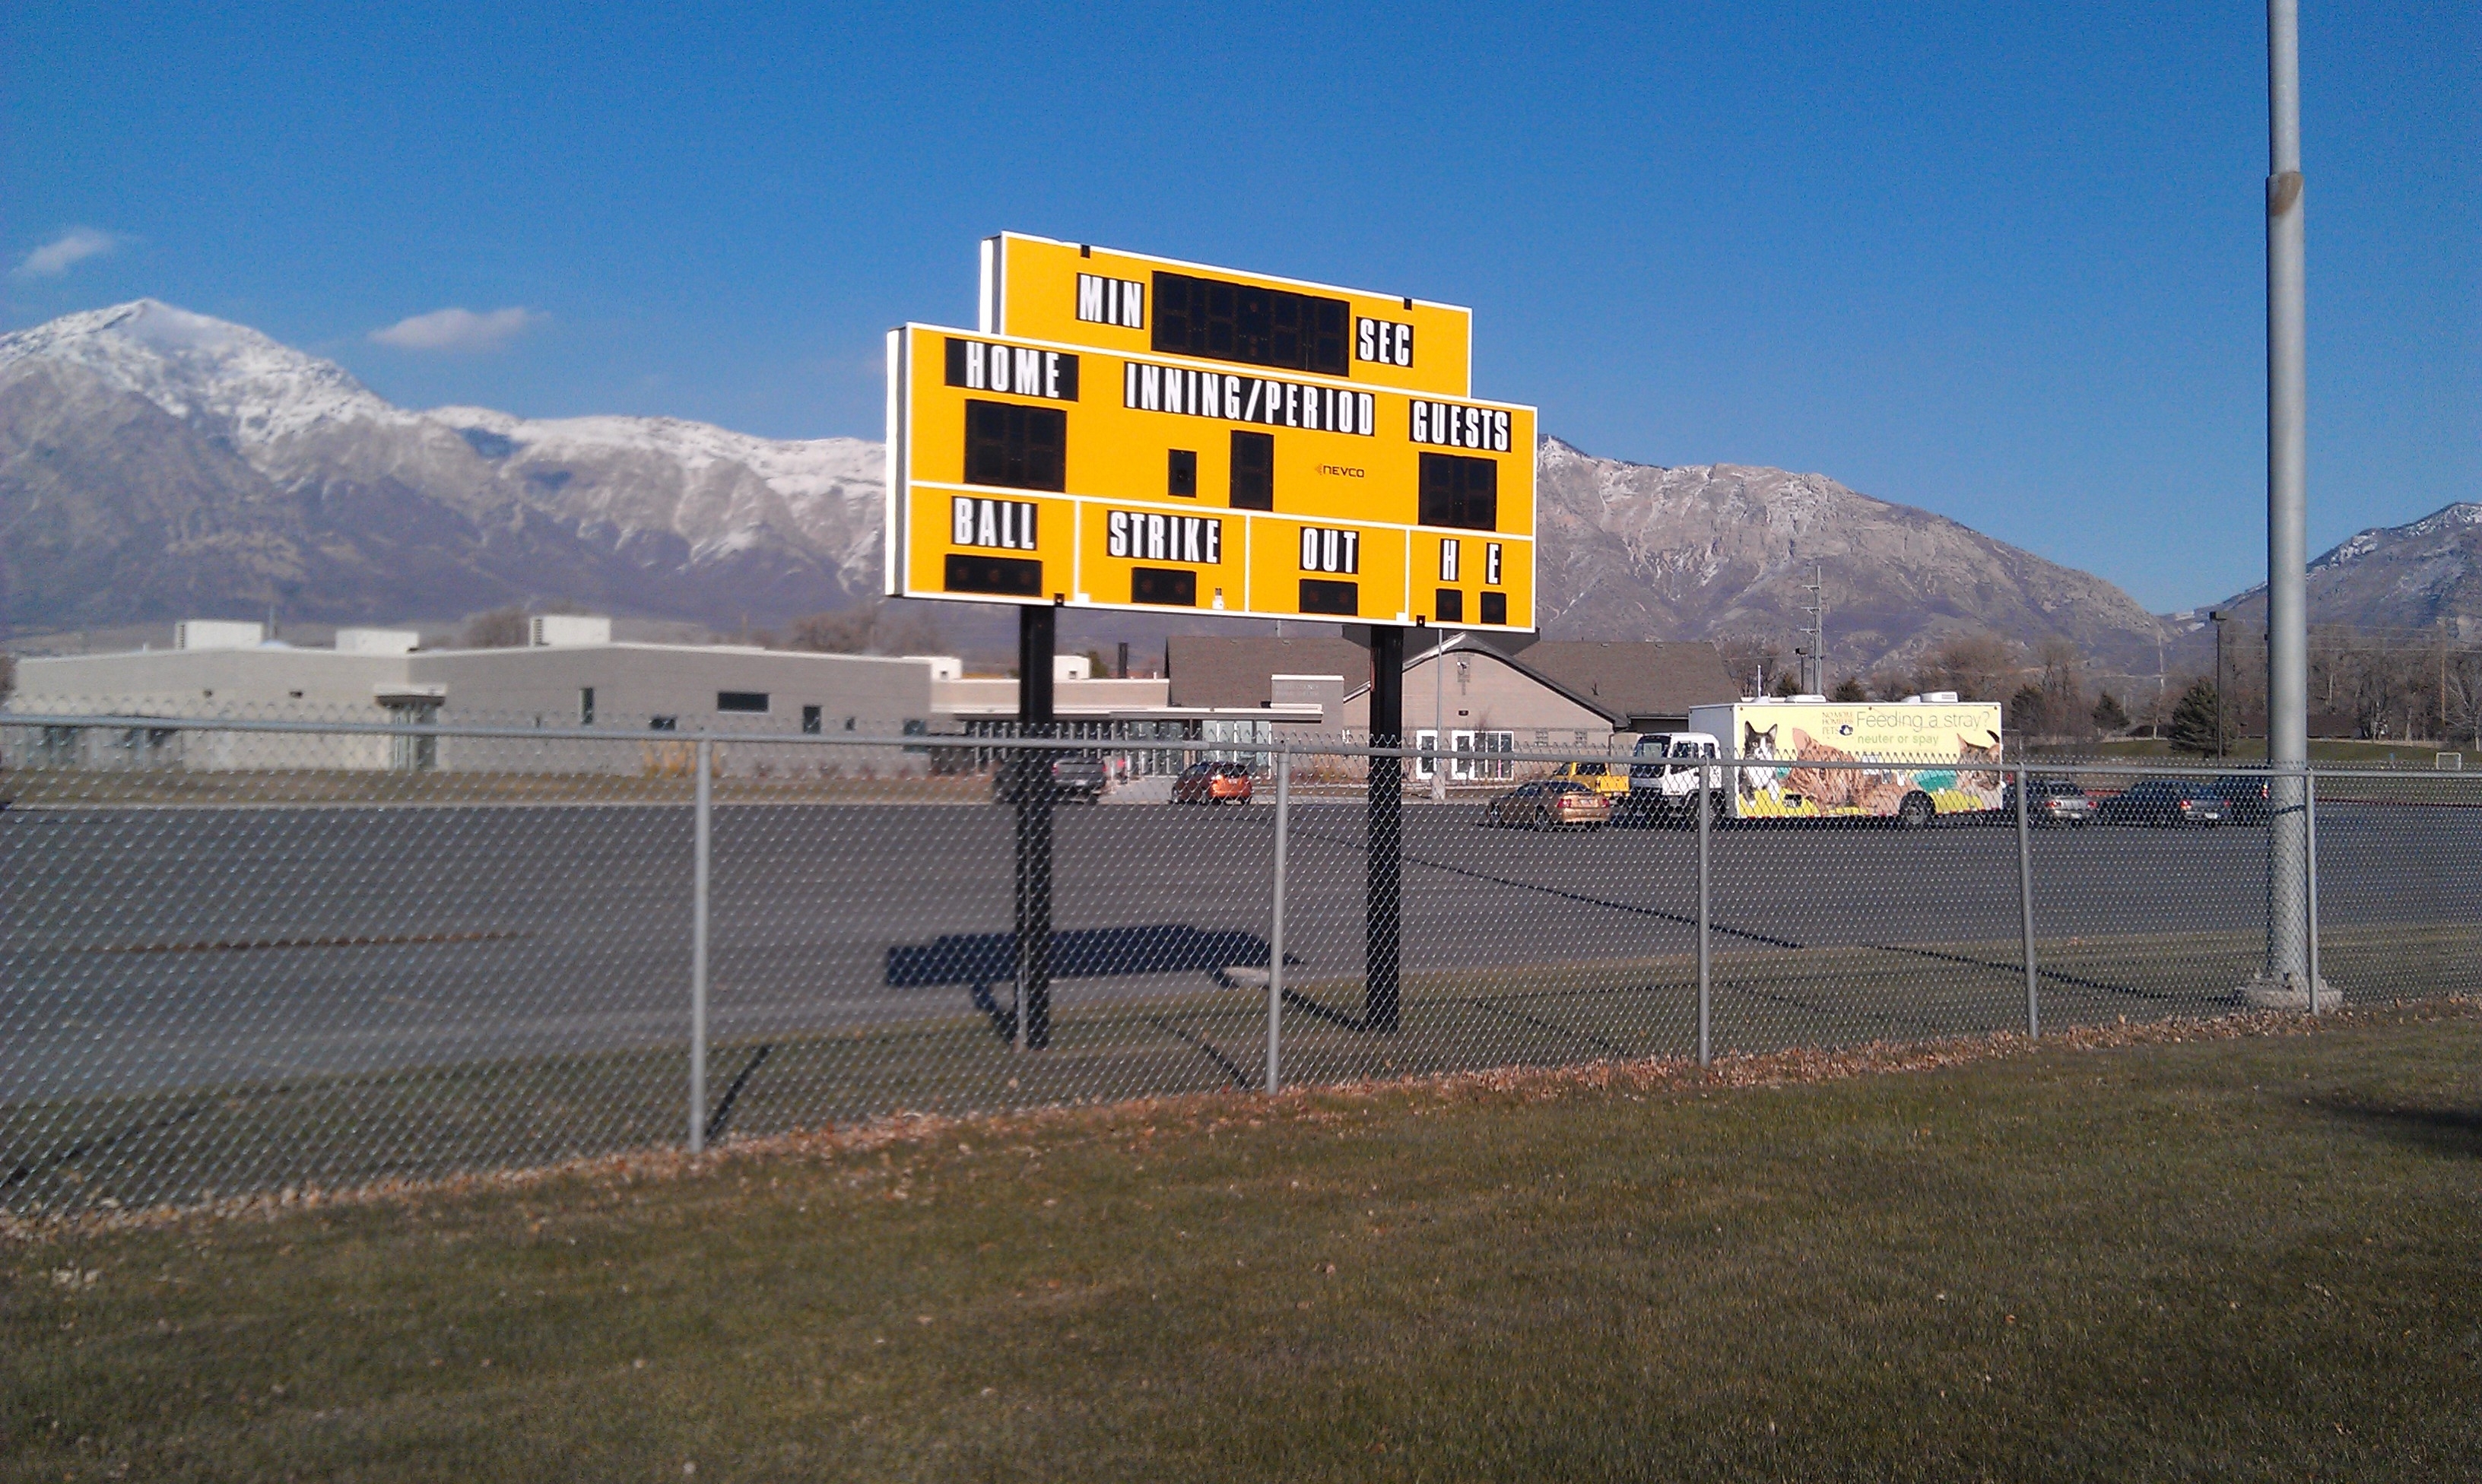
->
7, 1004, 2478, 1482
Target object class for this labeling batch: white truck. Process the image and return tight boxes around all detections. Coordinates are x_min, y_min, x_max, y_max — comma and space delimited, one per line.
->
1629, 696, 2005, 828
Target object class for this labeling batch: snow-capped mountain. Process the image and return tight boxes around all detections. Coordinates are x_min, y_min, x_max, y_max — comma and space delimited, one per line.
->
2181, 502, 2482, 645
23, 298, 2399, 680
1533, 439, 2172, 677
0, 300, 881, 631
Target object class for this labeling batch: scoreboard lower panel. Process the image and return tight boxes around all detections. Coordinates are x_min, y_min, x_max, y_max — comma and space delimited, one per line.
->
888, 322, 1537, 630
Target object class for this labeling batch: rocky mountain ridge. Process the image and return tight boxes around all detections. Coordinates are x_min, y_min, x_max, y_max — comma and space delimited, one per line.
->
14, 298, 2459, 677
0, 301, 881, 631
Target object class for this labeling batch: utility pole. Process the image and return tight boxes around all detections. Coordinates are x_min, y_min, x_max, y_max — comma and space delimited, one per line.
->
2247, 0, 2319, 1009
2211, 609, 2229, 759
1799, 562, 1827, 695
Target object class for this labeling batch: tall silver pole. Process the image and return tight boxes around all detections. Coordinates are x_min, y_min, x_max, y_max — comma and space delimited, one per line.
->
2305, 767, 2321, 1012
2016, 761, 2040, 1038
2255, 0, 2314, 1005
1696, 765, 1712, 1067
1266, 750, 1291, 1094
689, 737, 713, 1153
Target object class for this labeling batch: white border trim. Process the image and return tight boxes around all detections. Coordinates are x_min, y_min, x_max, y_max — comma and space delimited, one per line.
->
883, 328, 906, 598
977, 236, 1001, 335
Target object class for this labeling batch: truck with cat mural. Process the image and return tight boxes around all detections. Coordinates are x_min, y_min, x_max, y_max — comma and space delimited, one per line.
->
1629, 696, 2005, 828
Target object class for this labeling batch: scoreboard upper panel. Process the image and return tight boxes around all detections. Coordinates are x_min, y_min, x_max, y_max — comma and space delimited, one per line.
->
980, 233, 1474, 399
885, 321, 1536, 630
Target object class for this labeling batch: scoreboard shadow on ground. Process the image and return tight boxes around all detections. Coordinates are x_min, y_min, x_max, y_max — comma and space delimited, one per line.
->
886, 925, 1297, 1044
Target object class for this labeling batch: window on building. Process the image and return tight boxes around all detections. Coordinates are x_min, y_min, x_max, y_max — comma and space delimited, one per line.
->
579, 687, 595, 725
717, 691, 770, 714
649, 716, 678, 731
801, 705, 822, 734
1417, 452, 1498, 530
1229, 430, 1274, 510
963, 399, 1067, 492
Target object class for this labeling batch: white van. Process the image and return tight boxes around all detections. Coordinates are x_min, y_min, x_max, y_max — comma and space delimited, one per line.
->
1626, 731, 1723, 824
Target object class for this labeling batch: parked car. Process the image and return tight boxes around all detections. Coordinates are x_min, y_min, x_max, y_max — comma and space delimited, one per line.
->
1173, 761, 1253, 805
1547, 759, 1633, 798
1483, 779, 1612, 830
2205, 774, 2272, 825
2093, 780, 2228, 827
2001, 775, 2093, 826
991, 752, 1109, 804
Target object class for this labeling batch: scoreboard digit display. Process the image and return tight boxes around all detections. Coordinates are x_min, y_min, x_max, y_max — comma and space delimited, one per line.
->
887, 233, 1536, 630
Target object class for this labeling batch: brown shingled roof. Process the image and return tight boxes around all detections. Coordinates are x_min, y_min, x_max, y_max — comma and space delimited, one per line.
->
1496, 640, 1743, 727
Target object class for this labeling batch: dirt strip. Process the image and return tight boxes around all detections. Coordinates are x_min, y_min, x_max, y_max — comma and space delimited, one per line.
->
10, 994, 2471, 1244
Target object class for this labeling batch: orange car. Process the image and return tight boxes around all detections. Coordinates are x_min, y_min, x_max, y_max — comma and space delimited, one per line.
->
1483, 779, 1612, 830
1173, 762, 1254, 804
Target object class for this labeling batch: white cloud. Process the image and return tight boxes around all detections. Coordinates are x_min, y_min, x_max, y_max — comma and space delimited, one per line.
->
369, 306, 544, 353
14, 227, 128, 278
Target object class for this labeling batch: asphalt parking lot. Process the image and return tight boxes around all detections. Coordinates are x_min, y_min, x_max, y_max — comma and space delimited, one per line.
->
2, 797, 2473, 1100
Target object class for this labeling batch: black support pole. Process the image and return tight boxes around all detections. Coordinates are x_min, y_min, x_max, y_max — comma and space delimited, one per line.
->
1015, 604, 1056, 1049
1365, 625, 1404, 1033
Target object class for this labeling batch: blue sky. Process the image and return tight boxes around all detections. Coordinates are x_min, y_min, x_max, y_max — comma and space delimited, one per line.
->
5, 1, 2474, 610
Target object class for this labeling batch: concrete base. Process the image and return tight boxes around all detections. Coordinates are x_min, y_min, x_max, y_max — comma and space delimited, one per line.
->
2236, 972, 2342, 1013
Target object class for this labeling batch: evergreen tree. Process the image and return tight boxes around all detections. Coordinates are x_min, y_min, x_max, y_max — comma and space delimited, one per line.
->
2167, 680, 2221, 753
2090, 690, 2131, 734
2007, 683, 2049, 737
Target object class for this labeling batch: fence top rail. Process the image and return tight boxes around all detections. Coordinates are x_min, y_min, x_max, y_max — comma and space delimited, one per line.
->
3, 711, 2475, 780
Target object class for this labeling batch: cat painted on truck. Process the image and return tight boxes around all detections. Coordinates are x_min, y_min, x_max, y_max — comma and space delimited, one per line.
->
1639, 699, 2004, 829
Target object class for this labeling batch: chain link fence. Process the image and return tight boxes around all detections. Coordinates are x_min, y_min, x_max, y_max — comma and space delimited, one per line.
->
3, 709, 2475, 1217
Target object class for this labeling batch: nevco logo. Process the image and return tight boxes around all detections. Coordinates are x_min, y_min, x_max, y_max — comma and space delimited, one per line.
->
1299, 526, 1361, 575
1408, 399, 1511, 452
1106, 509, 1222, 565
944, 338, 1080, 401
1077, 274, 1144, 328
951, 496, 1039, 551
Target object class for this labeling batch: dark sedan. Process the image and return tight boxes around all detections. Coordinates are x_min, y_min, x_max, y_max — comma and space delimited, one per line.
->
2205, 774, 2272, 825
2094, 780, 2229, 827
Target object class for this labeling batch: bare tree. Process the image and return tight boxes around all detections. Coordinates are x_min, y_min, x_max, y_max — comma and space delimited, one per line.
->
1912, 631, 2021, 702
1715, 634, 1784, 696
785, 606, 877, 654
461, 606, 529, 648
872, 601, 947, 656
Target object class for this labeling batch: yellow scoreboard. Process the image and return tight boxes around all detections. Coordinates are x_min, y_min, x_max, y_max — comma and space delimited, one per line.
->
885, 235, 1536, 630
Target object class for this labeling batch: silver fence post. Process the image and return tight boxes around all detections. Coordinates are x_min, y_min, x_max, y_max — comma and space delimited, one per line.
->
689, 737, 713, 1153
2306, 766, 2321, 1013
1696, 763, 1712, 1067
2016, 761, 2040, 1038
1267, 750, 1291, 1094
